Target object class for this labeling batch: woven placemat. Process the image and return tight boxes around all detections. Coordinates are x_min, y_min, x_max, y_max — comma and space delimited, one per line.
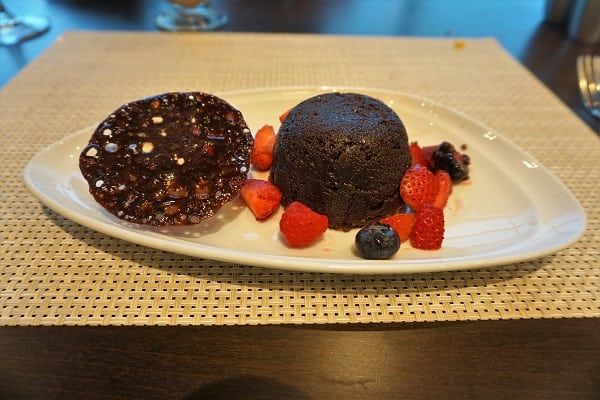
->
0, 32, 598, 325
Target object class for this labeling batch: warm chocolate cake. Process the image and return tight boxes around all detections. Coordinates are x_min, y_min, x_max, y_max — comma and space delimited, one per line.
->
270, 92, 411, 230
79, 92, 253, 226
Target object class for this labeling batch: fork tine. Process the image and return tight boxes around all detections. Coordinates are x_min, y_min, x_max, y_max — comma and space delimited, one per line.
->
593, 55, 600, 95
577, 56, 600, 119
582, 55, 600, 106
577, 56, 593, 108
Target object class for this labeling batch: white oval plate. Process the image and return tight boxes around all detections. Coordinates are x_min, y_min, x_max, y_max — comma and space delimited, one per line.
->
24, 87, 587, 274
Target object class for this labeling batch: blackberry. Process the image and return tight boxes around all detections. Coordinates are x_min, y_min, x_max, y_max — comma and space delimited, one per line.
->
433, 141, 469, 181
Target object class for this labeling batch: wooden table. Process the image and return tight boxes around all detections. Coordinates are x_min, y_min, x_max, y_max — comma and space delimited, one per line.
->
0, 1, 598, 399
1, 320, 599, 399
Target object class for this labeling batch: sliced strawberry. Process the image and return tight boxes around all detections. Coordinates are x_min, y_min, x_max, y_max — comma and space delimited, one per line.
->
251, 124, 276, 171
400, 164, 437, 210
279, 201, 328, 247
433, 170, 452, 209
380, 213, 415, 242
240, 179, 282, 220
410, 204, 445, 250
279, 109, 291, 123
409, 142, 427, 166
421, 145, 437, 170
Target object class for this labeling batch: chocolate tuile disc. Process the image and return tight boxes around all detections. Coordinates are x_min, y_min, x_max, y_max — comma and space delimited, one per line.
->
79, 92, 253, 226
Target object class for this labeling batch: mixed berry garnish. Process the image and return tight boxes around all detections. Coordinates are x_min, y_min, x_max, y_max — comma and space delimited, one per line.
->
240, 109, 471, 260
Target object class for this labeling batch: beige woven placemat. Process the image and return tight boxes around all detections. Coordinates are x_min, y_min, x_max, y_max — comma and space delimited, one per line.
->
1, 32, 598, 325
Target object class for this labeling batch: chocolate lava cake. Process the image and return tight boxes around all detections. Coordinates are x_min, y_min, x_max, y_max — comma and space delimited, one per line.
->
79, 92, 253, 226
270, 92, 411, 230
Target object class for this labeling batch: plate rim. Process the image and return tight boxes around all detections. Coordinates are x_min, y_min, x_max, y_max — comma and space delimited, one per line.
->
23, 86, 588, 274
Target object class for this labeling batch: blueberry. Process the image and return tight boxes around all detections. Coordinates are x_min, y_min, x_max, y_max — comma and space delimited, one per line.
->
399, 204, 414, 214
355, 223, 400, 260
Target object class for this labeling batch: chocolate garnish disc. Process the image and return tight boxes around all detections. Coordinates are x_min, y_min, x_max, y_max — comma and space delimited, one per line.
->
79, 92, 253, 226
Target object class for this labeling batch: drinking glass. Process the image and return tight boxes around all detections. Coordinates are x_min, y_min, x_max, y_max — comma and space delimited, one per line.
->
0, 0, 50, 46
156, 0, 227, 32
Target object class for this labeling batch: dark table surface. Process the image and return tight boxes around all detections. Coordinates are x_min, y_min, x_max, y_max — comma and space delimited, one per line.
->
2, 319, 599, 400
2, 0, 599, 131
1, 1, 599, 399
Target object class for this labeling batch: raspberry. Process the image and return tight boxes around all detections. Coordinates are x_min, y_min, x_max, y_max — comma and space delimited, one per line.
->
410, 205, 445, 250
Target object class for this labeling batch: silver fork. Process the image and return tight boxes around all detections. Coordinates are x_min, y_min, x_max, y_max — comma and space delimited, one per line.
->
577, 54, 600, 119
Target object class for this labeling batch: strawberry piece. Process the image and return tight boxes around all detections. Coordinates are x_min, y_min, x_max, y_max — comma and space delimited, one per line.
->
240, 179, 282, 221
279, 201, 328, 247
380, 213, 415, 242
279, 109, 291, 123
409, 142, 427, 166
251, 124, 276, 171
410, 204, 445, 250
433, 170, 452, 209
400, 164, 437, 210
421, 145, 437, 170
